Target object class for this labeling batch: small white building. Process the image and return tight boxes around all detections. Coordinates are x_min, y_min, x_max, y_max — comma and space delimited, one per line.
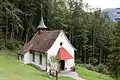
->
19, 16, 76, 72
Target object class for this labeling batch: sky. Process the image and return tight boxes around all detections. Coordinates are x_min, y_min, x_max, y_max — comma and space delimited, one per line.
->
83, 0, 120, 10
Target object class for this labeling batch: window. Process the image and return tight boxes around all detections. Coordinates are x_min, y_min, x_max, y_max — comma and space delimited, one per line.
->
39, 54, 42, 65
60, 42, 63, 46
21, 55, 24, 61
115, 18, 120, 20
32, 52, 35, 62
30, 51, 35, 62
117, 12, 120, 14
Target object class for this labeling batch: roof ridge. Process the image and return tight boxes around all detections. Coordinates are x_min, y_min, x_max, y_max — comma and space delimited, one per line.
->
40, 30, 62, 32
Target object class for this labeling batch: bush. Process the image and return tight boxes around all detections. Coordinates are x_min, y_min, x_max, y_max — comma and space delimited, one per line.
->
5, 41, 16, 50
97, 64, 106, 73
75, 58, 83, 64
0, 39, 23, 51
79, 64, 94, 71
96, 64, 109, 74
78, 63, 109, 74
84, 64, 94, 71
4, 40, 23, 51
93, 66, 99, 72
0, 39, 6, 50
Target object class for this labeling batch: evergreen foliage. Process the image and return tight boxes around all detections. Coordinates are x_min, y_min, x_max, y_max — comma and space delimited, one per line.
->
0, 0, 120, 78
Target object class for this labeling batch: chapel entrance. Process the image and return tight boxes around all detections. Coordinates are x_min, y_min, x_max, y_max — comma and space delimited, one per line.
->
59, 60, 65, 70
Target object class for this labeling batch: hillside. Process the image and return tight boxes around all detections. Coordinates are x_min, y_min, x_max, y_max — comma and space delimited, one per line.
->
76, 66, 115, 80
0, 50, 74, 80
0, 50, 116, 80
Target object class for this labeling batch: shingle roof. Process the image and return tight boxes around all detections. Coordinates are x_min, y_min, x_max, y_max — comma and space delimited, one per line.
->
20, 30, 61, 54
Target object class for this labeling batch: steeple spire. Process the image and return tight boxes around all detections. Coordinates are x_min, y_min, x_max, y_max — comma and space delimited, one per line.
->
37, 15, 47, 29
37, 4, 47, 31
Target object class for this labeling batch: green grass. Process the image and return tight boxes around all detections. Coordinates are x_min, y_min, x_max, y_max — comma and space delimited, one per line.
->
0, 50, 74, 80
76, 66, 115, 80
1, 50, 115, 80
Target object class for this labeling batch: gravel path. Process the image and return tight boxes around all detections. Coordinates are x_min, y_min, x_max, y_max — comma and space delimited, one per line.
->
59, 71, 85, 80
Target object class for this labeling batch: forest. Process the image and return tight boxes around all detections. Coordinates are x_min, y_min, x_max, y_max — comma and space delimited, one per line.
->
0, 0, 120, 79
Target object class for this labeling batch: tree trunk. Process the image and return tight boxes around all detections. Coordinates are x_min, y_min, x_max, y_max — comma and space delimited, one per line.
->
84, 49, 87, 63
56, 71, 58, 80
69, 30, 72, 42
93, 30, 96, 61
25, 28, 29, 43
99, 48, 102, 64
5, 13, 8, 41
20, 30, 23, 41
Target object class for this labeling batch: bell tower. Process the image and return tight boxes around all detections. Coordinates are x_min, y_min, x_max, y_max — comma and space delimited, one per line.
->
37, 4, 47, 31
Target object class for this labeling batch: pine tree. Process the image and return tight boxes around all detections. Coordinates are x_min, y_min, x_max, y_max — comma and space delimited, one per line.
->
108, 22, 120, 78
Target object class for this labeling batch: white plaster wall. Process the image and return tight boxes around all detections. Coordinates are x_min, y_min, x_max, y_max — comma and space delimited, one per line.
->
32, 53, 46, 70
35, 53, 39, 64
24, 51, 32, 64
22, 51, 46, 70
47, 31, 75, 71
42, 54, 47, 70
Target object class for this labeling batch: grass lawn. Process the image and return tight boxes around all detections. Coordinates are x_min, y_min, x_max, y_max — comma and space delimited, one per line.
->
2, 50, 115, 80
76, 66, 115, 80
0, 50, 74, 80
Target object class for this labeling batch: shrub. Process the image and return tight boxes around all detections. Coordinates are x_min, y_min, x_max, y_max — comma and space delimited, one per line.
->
84, 64, 94, 71
79, 64, 94, 71
93, 66, 99, 72
75, 58, 83, 64
5, 40, 23, 51
5, 41, 16, 50
97, 64, 106, 73
0, 39, 6, 50
78, 63, 109, 74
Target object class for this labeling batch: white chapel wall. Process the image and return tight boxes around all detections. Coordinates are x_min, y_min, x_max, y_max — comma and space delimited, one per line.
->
24, 51, 32, 64
32, 52, 46, 70
47, 31, 75, 71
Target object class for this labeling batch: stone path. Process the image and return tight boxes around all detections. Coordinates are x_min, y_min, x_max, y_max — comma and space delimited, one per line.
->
59, 71, 85, 80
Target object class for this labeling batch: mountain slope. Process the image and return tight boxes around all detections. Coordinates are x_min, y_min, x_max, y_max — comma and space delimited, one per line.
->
0, 50, 74, 80
0, 51, 52, 80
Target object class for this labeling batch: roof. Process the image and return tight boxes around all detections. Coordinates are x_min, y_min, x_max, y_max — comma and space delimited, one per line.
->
56, 47, 73, 60
20, 30, 61, 54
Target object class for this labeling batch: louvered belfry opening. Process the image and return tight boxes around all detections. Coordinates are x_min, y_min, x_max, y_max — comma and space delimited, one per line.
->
37, 13, 47, 34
